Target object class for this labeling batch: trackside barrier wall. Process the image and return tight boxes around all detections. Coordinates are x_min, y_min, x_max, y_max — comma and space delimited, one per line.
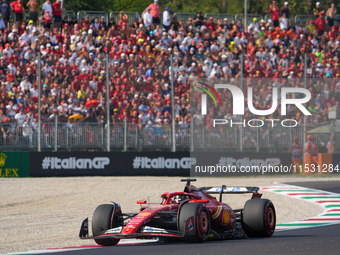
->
0, 152, 30, 177
27, 152, 339, 177
29, 151, 190, 177
332, 154, 340, 174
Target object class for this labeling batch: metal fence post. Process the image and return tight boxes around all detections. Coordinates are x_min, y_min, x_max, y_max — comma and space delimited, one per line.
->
303, 54, 307, 154
170, 53, 176, 152
123, 117, 127, 151
106, 54, 110, 152
256, 127, 259, 152
54, 116, 58, 151
244, 0, 247, 28
38, 52, 41, 151
240, 54, 244, 152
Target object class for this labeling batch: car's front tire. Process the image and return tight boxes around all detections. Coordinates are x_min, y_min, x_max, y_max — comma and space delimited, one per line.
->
242, 199, 276, 237
92, 204, 120, 246
178, 203, 210, 242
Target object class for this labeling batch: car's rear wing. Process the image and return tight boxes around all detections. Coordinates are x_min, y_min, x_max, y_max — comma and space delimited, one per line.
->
199, 186, 261, 202
200, 186, 260, 194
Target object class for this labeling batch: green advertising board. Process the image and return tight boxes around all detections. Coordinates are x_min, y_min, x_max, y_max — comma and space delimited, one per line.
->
0, 152, 30, 177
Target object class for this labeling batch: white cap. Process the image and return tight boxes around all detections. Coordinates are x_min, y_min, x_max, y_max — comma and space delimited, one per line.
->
164, 83, 169, 87
162, 32, 166, 35
268, 19, 272, 23
290, 71, 294, 75
221, 54, 227, 58
82, 68, 86, 71
224, 18, 228, 21
40, 45, 44, 49
121, 53, 125, 57
213, 63, 218, 67
191, 62, 196, 66
168, 48, 172, 51
316, 2, 320, 5
101, 70, 105, 73
88, 29, 93, 34
284, 1, 289, 5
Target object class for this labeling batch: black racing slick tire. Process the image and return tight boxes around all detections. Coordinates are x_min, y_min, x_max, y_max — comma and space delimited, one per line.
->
242, 199, 276, 237
178, 203, 210, 243
92, 204, 120, 246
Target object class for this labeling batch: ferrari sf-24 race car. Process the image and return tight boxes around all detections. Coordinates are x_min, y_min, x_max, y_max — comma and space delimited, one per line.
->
79, 179, 276, 245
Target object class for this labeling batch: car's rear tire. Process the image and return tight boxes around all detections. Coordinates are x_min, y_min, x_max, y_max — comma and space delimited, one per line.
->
178, 203, 210, 243
242, 199, 276, 237
92, 204, 120, 246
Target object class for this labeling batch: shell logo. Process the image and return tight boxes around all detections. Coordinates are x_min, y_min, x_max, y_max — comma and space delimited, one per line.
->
223, 210, 230, 224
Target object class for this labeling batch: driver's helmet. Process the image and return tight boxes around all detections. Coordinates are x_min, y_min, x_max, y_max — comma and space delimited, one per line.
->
174, 195, 185, 204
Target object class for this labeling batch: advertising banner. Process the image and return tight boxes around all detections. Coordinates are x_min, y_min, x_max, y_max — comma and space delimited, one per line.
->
29, 151, 298, 177
0, 152, 30, 177
331, 154, 340, 174
29, 152, 191, 177
191, 152, 293, 177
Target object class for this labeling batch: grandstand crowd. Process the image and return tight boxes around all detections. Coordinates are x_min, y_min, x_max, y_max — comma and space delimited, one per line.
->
0, 0, 340, 146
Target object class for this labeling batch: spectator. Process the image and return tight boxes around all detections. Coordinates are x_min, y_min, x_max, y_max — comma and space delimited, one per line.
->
147, 0, 161, 25
0, 0, 10, 25
193, 11, 203, 27
22, 116, 33, 146
315, 12, 326, 36
142, 7, 152, 28
280, 2, 290, 20
269, 1, 279, 27
0, 14, 5, 30
26, 0, 39, 26
163, 7, 171, 32
326, 3, 337, 27
52, 0, 63, 28
39, 10, 52, 29
313, 2, 324, 20
42, 0, 53, 17
10, 0, 24, 27
279, 12, 288, 30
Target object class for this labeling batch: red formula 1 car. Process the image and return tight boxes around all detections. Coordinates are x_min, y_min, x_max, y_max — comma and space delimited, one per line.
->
79, 179, 276, 245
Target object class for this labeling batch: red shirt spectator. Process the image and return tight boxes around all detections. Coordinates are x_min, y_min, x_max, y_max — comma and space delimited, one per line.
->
315, 14, 326, 32
52, 0, 62, 17
148, 1, 161, 18
270, 1, 279, 22
10, 0, 24, 13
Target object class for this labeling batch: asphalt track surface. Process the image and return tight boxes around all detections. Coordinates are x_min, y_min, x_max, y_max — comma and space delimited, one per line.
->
55, 181, 340, 255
